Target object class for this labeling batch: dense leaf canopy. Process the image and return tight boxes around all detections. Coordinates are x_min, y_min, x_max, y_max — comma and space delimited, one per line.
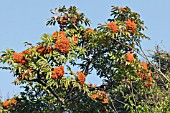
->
0, 6, 169, 113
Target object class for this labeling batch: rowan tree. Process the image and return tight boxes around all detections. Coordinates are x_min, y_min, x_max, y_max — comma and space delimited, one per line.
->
0, 5, 169, 113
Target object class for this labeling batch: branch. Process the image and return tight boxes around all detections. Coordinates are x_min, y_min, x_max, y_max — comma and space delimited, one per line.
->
130, 81, 137, 112
66, 91, 84, 102
21, 78, 65, 105
64, 87, 75, 100
114, 38, 170, 82
82, 58, 92, 75
137, 43, 170, 82
107, 95, 119, 113
83, 46, 115, 75
37, 79, 65, 105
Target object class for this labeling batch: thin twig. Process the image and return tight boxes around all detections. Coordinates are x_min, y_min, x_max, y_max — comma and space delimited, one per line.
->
108, 95, 118, 113
114, 38, 170, 82
138, 43, 170, 82
64, 87, 75, 100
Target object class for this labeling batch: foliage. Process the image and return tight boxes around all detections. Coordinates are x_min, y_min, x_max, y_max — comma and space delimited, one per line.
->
0, 6, 169, 113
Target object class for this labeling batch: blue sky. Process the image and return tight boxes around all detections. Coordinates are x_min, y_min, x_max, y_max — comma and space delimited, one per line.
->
0, 0, 170, 100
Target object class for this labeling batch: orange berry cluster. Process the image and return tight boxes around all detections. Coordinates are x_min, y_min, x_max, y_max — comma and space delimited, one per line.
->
126, 52, 134, 63
125, 52, 153, 87
87, 83, 92, 87
53, 31, 70, 54
138, 62, 153, 87
119, 7, 126, 11
36, 46, 52, 54
52, 31, 66, 39
84, 28, 94, 39
22, 49, 31, 55
87, 83, 98, 88
126, 19, 137, 34
107, 22, 119, 33
77, 71, 86, 85
51, 66, 64, 79
91, 90, 108, 104
141, 62, 147, 70
86, 28, 94, 32
13, 52, 27, 65
3, 98, 17, 108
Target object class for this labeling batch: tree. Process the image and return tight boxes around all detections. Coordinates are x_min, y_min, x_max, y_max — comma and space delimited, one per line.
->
0, 5, 169, 113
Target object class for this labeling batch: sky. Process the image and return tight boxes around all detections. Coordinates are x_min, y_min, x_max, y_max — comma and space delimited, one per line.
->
0, 0, 170, 100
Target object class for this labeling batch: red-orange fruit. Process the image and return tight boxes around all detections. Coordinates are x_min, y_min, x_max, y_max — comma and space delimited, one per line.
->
126, 19, 136, 34
77, 71, 86, 85
126, 52, 134, 63
107, 22, 119, 33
